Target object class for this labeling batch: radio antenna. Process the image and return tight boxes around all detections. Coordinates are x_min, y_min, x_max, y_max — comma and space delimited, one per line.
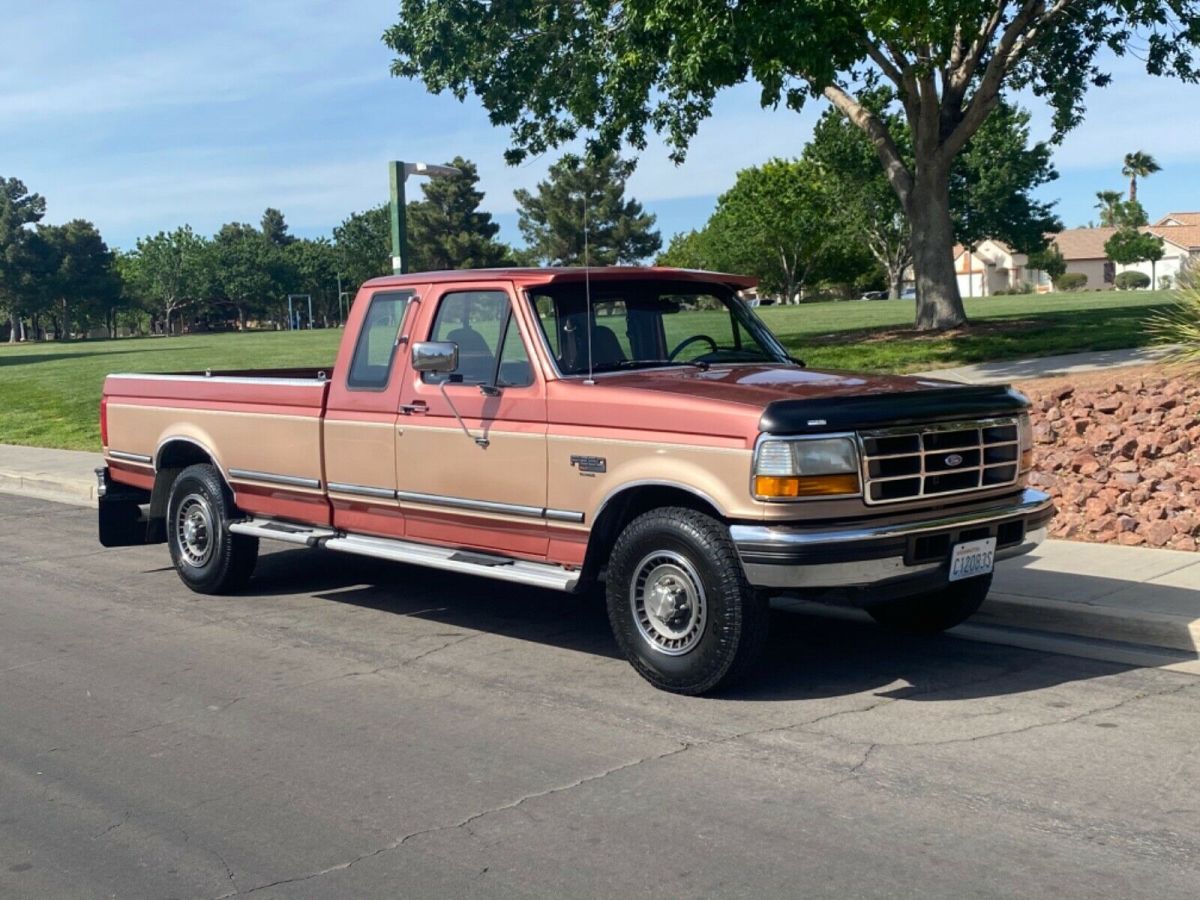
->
583, 192, 595, 385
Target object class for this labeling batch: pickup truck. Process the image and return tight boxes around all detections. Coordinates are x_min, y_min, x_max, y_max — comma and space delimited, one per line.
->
97, 267, 1054, 694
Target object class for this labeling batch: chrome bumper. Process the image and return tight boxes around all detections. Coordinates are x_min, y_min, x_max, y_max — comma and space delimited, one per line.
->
730, 489, 1054, 590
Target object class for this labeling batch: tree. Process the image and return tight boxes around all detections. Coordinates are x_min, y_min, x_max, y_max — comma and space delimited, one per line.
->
1105, 228, 1165, 286
386, 1, 1200, 331
1095, 190, 1123, 227
261, 208, 296, 248
334, 204, 391, 292
514, 153, 660, 266
657, 229, 713, 271
34, 219, 121, 340
1027, 244, 1066, 288
212, 223, 279, 329
703, 159, 843, 302
129, 226, 209, 334
407, 156, 511, 270
1122, 151, 1161, 203
0, 177, 46, 342
286, 238, 342, 324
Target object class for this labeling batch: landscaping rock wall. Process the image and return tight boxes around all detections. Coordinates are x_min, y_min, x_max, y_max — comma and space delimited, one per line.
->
1024, 375, 1200, 552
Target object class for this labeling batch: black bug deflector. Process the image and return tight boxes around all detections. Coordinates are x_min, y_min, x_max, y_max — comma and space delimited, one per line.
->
758, 384, 1030, 435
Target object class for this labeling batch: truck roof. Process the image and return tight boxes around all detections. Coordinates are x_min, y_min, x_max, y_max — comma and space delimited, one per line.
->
361, 266, 758, 291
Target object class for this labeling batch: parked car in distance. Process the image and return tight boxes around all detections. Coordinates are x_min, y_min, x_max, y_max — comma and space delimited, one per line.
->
858, 290, 888, 301
97, 266, 1053, 694
900, 286, 917, 299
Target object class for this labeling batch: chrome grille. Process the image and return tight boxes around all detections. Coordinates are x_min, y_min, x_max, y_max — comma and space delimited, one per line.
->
858, 418, 1021, 505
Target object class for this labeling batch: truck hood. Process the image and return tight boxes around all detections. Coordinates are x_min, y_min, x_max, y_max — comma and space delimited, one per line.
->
591, 365, 1030, 434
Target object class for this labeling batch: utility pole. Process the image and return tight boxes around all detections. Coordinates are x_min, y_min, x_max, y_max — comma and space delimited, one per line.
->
389, 160, 462, 275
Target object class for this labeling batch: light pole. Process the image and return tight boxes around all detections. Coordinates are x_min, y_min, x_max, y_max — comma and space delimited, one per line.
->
389, 160, 462, 275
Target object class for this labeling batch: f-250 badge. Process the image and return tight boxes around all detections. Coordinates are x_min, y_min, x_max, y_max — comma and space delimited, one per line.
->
570, 455, 607, 475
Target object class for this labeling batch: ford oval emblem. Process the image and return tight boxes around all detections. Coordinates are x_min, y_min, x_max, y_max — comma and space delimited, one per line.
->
944, 453, 964, 468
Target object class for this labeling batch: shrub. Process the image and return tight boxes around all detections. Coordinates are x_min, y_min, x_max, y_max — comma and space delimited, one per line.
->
1115, 271, 1151, 291
1151, 288, 1200, 368
1054, 272, 1088, 292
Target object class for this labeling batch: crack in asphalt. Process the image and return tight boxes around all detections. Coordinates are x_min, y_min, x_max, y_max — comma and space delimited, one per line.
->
206, 742, 695, 898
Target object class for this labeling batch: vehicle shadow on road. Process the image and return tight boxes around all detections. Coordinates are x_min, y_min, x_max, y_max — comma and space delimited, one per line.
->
247, 546, 1140, 704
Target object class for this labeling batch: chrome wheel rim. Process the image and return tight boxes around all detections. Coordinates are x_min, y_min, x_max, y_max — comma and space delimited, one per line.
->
175, 492, 215, 568
630, 550, 707, 656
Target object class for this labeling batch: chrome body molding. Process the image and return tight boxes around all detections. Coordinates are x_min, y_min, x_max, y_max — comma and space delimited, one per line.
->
108, 373, 325, 388
108, 450, 153, 465
328, 482, 397, 500
731, 489, 1054, 590
227, 468, 322, 491
396, 490, 583, 523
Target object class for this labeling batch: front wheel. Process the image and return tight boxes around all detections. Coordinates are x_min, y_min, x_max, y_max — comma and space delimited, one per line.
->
166, 463, 258, 594
866, 574, 992, 634
606, 508, 768, 695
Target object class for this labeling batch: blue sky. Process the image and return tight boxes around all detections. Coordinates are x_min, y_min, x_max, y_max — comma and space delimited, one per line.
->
6, 0, 1200, 253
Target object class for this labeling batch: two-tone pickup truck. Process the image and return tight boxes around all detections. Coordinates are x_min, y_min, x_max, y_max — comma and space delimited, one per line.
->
98, 267, 1053, 694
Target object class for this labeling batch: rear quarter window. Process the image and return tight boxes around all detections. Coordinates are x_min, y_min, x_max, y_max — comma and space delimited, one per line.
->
347, 291, 413, 390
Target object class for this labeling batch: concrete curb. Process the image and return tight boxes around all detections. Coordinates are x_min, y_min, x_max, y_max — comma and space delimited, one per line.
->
977, 592, 1199, 654
0, 470, 98, 507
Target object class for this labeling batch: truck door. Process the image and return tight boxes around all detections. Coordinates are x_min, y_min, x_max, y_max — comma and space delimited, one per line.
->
324, 286, 423, 538
395, 284, 550, 558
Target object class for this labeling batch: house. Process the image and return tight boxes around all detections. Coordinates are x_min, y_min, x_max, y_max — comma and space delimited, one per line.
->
1050, 218, 1199, 289
953, 240, 1030, 297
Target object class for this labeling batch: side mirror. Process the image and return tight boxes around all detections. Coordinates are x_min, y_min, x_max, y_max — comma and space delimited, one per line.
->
411, 341, 458, 373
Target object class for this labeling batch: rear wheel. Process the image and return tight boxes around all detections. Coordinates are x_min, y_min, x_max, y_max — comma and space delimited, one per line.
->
606, 508, 768, 695
166, 464, 258, 594
866, 574, 992, 634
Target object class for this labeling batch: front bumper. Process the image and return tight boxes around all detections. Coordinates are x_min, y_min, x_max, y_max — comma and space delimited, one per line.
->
730, 488, 1054, 593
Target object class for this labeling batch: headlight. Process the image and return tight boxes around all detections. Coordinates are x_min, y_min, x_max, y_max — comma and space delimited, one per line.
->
753, 436, 861, 500
1017, 414, 1034, 471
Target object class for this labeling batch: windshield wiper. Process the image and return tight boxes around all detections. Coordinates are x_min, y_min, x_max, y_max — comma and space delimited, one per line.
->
590, 359, 710, 373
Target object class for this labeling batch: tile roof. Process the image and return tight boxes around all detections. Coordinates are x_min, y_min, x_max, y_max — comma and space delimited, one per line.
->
1155, 212, 1200, 227
1050, 227, 1120, 260
1149, 224, 1200, 250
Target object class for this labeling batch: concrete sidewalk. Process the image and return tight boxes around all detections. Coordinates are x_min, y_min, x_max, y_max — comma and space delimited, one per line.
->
0, 443, 103, 506
3, 441, 1198, 668
917, 344, 1180, 384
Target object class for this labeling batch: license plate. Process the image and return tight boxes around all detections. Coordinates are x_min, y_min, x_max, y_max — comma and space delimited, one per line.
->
948, 537, 996, 582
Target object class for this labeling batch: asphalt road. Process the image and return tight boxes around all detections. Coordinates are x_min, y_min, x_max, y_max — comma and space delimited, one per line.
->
2, 494, 1199, 899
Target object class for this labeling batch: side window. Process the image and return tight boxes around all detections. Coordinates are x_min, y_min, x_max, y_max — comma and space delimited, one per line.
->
424, 290, 508, 385
534, 295, 559, 355
346, 291, 412, 390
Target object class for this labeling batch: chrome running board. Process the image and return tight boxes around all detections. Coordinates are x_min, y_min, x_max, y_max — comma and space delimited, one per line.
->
323, 533, 580, 592
228, 518, 337, 547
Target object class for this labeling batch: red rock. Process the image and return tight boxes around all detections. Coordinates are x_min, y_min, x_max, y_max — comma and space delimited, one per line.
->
1145, 521, 1175, 547
1119, 531, 1147, 546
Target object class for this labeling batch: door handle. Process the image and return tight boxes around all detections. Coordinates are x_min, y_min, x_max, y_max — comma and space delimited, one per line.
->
400, 400, 428, 415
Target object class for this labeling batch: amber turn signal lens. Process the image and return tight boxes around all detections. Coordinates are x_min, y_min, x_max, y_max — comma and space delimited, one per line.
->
754, 473, 860, 498
1020, 449, 1034, 470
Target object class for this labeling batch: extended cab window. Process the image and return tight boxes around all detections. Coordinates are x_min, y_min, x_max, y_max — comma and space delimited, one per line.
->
424, 290, 533, 388
347, 291, 413, 390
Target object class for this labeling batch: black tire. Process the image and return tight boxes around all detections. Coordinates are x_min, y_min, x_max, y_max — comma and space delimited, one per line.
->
166, 463, 258, 594
866, 573, 992, 634
606, 508, 768, 695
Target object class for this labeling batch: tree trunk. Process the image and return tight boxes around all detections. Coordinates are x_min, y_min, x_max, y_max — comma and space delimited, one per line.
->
59, 297, 69, 341
1129, 177, 1137, 203
7, 311, 17, 343
237, 306, 246, 331
907, 169, 967, 330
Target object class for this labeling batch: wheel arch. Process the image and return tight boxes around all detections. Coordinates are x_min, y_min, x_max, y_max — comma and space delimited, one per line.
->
150, 437, 230, 519
581, 481, 726, 586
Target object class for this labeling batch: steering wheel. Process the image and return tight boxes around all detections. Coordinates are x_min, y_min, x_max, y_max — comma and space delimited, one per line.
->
668, 334, 719, 361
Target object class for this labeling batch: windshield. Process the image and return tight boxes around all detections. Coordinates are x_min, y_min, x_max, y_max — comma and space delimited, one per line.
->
528, 280, 792, 376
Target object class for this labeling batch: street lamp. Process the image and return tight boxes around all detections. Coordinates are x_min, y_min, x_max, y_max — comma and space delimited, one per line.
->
389, 160, 462, 274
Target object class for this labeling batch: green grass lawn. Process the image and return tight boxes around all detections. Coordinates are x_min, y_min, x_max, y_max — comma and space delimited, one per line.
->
0, 290, 1176, 451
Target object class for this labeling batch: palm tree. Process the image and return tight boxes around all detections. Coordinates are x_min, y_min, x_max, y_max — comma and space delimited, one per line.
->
1122, 151, 1161, 203
1095, 190, 1123, 227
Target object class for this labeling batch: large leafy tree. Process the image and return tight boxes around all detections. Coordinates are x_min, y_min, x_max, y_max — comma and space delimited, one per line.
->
1105, 227, 1165, 284
333, 204, 391, 292
0, 177, 46, 342
212, 222, 280, 329
129, 226, 209, 334
407, 156, 511, 270
385, 1, 1200, 330
1122, 150, 1161, 203
514, 152, 660, 265
33, 219, 121, 340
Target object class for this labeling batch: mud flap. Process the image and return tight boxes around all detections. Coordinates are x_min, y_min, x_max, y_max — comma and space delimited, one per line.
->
97, 467, 164, 547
